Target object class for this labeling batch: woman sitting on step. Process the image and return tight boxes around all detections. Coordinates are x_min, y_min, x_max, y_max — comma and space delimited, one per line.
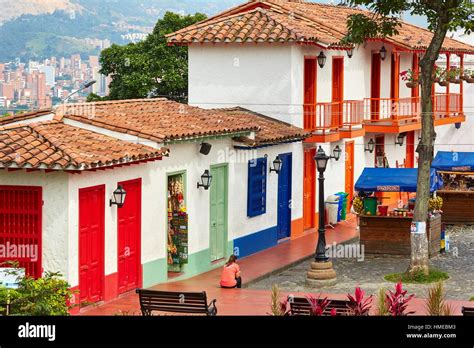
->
220, 255, 242, 289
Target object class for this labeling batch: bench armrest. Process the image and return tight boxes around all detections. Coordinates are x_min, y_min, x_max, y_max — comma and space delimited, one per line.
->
207, 299, 217, 316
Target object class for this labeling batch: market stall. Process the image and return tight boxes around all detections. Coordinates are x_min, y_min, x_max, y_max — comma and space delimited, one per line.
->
354, 168, 443, 257
432, 151, 474, 225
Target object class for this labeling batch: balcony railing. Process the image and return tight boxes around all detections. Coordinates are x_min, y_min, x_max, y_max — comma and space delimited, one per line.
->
304, 93, 462, 134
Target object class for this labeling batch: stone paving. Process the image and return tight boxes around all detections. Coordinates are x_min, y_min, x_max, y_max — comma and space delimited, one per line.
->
249, 225, 474, 301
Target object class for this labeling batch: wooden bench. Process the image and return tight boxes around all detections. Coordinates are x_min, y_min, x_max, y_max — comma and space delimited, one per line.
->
136, 289, 217, 316
288, 296, 351, 316
461, 306, 474, 316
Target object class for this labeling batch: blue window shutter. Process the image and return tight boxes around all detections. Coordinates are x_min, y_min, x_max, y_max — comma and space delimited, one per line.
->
247, 157, 267, 217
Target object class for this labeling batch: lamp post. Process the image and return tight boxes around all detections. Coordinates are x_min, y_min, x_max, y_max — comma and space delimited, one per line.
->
306, 146, 337, 287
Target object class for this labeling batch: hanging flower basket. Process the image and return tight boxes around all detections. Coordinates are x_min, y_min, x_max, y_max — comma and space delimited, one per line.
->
462, 76, 474, 83
405, 81, 419, 88
448, 77, 461, 84
438, 80, 449, 87
433, 77, 441, 83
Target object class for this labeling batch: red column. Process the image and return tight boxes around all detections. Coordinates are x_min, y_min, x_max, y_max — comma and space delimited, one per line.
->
446, 53, 450, 114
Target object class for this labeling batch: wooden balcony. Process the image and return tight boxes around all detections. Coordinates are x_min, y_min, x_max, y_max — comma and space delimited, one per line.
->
303, 93, 464, 142
303, 100, 365, 143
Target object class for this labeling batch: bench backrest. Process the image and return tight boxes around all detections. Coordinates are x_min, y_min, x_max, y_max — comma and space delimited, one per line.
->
136, 289, 209, 315
289, 296, 351, 316
462, 306, 474, 316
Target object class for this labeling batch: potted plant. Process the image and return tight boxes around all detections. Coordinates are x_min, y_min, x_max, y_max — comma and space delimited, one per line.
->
400, 69, 419, 88
433, 64, 443, 83
446, 66, 461, 84
461, 68, 474, 83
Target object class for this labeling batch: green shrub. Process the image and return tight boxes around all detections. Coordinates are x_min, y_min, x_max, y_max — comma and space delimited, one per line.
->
1, 271, 75, 316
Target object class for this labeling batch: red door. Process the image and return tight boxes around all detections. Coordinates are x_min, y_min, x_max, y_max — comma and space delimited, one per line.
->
79, 185, 104, 304
371, 53, 381, 120
332, 57, 344, 127
390, 53, 400, 102
406, 131, 415, 168
303, 148, 316, 230
117, 179, 141, 294
304, 57, 317, 130
345, 141, 355, 210
375, 135, 385, 167
0, 186, 42, 278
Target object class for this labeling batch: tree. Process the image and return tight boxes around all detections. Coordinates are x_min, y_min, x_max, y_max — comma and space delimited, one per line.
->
97, 12, 207, 102
343, 0, 473, 275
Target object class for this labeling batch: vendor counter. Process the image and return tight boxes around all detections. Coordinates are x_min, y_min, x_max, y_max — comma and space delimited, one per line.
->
437, 190, 474, 225
359, 214, 441, 257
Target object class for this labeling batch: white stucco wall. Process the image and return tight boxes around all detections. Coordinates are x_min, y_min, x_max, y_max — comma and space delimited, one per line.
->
61, 138, 303, 286
0, 171, 69, 278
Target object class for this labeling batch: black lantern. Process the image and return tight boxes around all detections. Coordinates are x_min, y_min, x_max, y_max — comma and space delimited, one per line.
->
197, 170, 212, 190
347, 48, 354, 59
269, 156, 283, 174
380, 45, 387, 61
364, 139, 375, 153
395, 133, 405, 146
331, 145, 342, 161
317, 51, 327, 68
315, 146, 330, 173
110, 185, 127, 208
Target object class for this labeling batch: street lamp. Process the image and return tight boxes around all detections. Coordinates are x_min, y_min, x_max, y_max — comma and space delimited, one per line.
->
395, 133, 405, 146
332, 145, 342, 161
61, 80, 97, 104
110, 185, 127, 208
306, 146, 337, 287
364, 139, 375, 153
347, 48, 354, 59
317, 51, 327, 68
197, 170, 212, 190
380, 45, 387, 61
269, 156, 283, 174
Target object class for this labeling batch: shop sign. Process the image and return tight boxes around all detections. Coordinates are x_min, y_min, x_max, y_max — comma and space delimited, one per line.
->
451, 166, 471, 171
376, 185, 400, 192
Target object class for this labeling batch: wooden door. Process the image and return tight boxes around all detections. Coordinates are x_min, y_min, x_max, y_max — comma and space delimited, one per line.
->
370, 53, 381, 120
332, 57, 344, 127
277, 153, 292, 240
210, 164, 228, 262
304, 58, 317, 130
117, 179, 141, 294
390, 53, 400, 102
406, 131, 415, 168
303, 148, 316, 230
344, 142, 355, 210
79, 185, 104, 304
375, 135, 385, 167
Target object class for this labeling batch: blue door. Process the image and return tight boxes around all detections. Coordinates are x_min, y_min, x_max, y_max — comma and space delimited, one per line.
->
277, 153, 292, 240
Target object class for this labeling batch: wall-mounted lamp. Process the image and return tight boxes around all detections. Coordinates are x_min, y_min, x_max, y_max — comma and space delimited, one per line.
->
455, 122, 461, 129
364, 139, 375, 153
317, 51, 327, 68
269, 156, 283, 174
395, 133, 405, 146
197, 170, 212, 190
331, 145, 342, 161
110, 185, 127, 208
347, 48, 354, 59
199, 142, 212, 155
380, 45, 387, 61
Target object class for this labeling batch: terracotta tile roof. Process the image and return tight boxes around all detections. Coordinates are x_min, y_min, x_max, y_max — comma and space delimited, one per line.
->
167, 0, 474, 54
0, 121, 168, 170
218, 107, 310, 147
58, 98, 260, 143
0, 109, 52, 126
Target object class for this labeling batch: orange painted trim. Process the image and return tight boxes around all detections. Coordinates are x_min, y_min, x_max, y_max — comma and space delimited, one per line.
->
434, 115, 465, 126
340, 128, 366, 139
291, 217, 304, 240
365, 123, 421, 134
304, 133, 341, 143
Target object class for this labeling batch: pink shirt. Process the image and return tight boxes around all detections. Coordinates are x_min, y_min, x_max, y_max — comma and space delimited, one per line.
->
220, 263, 240, 287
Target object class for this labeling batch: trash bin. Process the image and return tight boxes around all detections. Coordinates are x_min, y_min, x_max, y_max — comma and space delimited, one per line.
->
335, 192, 349, 221
325, 195, 340, 225
363, 197, 378, 215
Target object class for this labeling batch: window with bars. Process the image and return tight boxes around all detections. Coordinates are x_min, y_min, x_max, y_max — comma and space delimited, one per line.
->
247, 157, 267, 217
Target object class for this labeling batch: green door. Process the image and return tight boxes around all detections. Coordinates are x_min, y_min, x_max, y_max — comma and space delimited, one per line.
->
210, 164, 228, 262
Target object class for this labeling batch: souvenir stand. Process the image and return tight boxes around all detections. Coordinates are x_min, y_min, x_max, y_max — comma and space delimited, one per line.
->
354, 168, 443, 257
432, 151, 474, 224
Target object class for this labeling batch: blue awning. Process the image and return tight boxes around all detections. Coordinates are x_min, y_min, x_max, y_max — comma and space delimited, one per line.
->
355, 168, 442, 192
432, 151, 474, 171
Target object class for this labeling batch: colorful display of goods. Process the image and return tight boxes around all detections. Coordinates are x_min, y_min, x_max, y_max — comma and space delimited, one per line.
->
167, 175, 188, 267
352, 197, 364, 215
429, 196, 443, 211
